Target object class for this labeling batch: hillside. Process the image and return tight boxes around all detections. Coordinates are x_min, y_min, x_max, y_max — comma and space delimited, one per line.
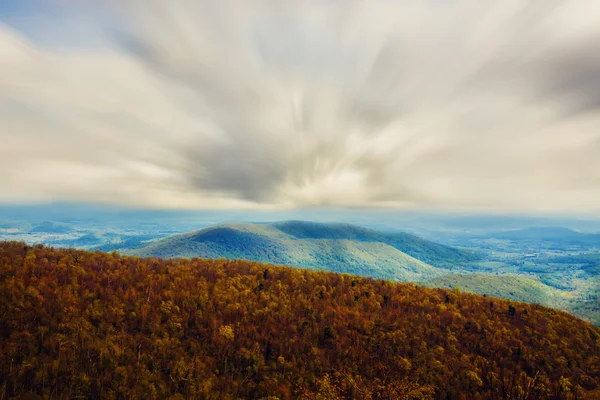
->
424, 274, 564, 308
424, 273, 600, 326
133, 221, 478, 281
274, 221, 479, 268
1, 242, 599, 399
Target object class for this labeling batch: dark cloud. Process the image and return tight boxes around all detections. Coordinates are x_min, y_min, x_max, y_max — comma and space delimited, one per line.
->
540, 39, 600, 116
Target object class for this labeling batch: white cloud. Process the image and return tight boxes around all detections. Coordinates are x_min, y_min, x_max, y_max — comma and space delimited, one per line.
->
1, 0, 600, 211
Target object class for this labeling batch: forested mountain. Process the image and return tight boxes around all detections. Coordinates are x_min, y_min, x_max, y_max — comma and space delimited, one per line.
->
133, 221, 478, 281
273, 221, 478, 268
0, 242, 599, 399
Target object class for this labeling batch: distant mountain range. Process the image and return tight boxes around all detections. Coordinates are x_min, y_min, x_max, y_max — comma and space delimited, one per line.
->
487, 226, 600, 244
132, 221, 480, 282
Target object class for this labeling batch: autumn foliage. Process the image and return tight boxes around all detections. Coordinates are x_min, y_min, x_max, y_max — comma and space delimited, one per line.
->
0, 242, 599, 399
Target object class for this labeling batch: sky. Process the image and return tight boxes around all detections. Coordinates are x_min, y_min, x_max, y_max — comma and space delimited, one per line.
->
1, 0, 600, 211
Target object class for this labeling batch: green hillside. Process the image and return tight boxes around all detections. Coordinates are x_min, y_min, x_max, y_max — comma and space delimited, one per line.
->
274, 221, 479, 268
132, 222, 472, 281
423, 273, 600, 326
424, 274, 564, 307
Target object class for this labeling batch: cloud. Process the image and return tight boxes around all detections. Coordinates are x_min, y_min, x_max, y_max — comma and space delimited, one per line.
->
1, 0, 600, 211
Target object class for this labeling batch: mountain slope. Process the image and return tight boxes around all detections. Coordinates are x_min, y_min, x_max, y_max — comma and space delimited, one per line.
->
134, 225, 443, 281
423, 274, 564, 307
1, 242, 599, 399
273, 221, 479, 268
133, 221, 479, 281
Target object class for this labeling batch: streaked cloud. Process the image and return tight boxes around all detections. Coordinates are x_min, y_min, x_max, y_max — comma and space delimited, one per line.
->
1, 0, 600, 211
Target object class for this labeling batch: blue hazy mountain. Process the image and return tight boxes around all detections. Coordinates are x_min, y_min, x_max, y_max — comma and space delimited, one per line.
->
491, 226, 600, 242
28, 221, 73, 234
132, 221, 479, 281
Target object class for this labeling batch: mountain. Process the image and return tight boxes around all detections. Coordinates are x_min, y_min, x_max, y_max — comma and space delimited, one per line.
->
132, 221, 479, 282
272, 221, 478, 268
490, 226, 600, 246
28, 220, 72, 234
1, 242, 599, 399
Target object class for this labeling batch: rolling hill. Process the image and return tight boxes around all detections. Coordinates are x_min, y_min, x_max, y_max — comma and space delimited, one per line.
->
423, 274, 564, 307
1, 242, 599, 399
132, 221, 479, 282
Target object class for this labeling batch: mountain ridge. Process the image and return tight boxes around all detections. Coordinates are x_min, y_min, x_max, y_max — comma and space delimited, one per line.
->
132, 221, 479, 282
488, 226, 600, 243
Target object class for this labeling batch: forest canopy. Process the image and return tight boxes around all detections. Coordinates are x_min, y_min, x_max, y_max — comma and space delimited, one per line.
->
0, 241, 599, 399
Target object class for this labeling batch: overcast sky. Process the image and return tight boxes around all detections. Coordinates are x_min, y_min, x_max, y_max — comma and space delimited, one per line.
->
1, 0, 600, 211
